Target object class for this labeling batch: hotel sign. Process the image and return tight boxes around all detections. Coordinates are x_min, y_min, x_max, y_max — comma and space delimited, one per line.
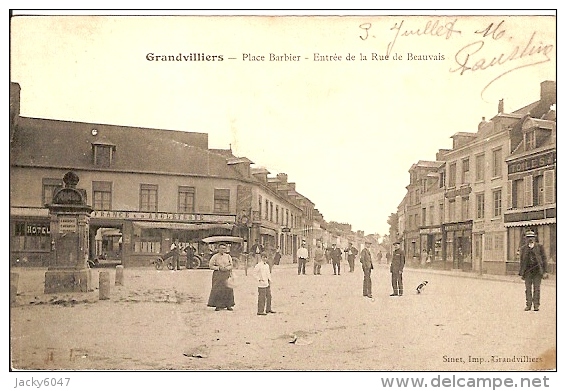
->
508, 151, 555, 174
91, 210, 236, 223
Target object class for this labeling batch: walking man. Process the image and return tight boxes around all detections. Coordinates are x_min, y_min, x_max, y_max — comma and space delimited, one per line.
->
390, 241, 405, 296
297, 240, 309, 275
519, 230, 549, 311
360, 241, 373, 298
313, 241, 325, 275
254, 254, 275, 315
330, 243, 342, 275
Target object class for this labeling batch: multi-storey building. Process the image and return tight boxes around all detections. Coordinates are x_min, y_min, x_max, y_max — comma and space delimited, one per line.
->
394, 80, 556, 275
505, 110, 556, 274
9, 82, 314, 267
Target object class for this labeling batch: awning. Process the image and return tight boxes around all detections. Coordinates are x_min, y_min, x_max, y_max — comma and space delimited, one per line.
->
504, 218, 556, 228
132, 221, 234, 231
260, 227, 277, 236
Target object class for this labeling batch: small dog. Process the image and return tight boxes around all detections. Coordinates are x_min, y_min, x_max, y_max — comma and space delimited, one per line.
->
416, 280, 428, 294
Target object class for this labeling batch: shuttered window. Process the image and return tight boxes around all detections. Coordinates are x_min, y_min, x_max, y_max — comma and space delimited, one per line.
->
544, 170, 555, 204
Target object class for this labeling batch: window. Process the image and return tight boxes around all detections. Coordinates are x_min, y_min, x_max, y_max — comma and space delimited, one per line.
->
475, 154, 485, 181
525, 131, 535, 150
493, 189, 502, 217
214, 189, 230, 213
92, 181, 112, 210
439, 202, 444, 224
140, 184, 158, 212
462, 158, 470, 183
543, 170, 555, 204
448, 200, 456, 222
270, 202, 274, 222
514, 179, 525, 209
422, 208, 427, 226
265, 199, 269, 219
461, 197, 469, 220
92, 144, 115, 167
476, 193, 485, 219
12, 221, 51, 251
178, 186, 195, 213
258, 196, 262, 219
532, 176, 544, 206
276, 205, 279, 224
416, 189, 420, 204
448, 162, 457, 187
492, 148, 502, 178
42, 178, 63, 206
429, 206, 435, 226
439, 171, 445, 188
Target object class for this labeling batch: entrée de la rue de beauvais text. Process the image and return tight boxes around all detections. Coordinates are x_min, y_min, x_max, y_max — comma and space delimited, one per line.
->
145, 52, 445, 62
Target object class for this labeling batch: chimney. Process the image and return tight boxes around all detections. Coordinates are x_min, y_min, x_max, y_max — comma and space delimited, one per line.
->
478, 116, 487, 131
276, 173, 288, 184
498, 99, 504, 113
540, 80, 556, 106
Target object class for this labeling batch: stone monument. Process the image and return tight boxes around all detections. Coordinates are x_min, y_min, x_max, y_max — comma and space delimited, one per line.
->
44, 171, 93, 293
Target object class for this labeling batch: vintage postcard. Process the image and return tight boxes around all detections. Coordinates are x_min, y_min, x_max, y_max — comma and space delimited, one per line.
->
8, 9, 557, 387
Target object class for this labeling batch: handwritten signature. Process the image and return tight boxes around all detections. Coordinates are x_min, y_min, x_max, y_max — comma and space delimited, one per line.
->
450, 29, 554, 99
360, 19, 461, 56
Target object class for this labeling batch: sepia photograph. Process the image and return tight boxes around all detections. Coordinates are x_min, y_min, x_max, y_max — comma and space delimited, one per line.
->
7, 7, 558, 387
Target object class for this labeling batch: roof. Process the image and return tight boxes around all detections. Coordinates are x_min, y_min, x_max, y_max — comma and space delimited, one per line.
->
10, 116, 243, 179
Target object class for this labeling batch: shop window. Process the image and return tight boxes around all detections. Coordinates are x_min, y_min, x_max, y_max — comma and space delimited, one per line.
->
178, 186, 195, 213
134, 228, 161, 254
42, 178, 63, 206
214, 188, 230, 213
12, 222, 51, 251
140, 184, 158, 212
92, 181, 112, 210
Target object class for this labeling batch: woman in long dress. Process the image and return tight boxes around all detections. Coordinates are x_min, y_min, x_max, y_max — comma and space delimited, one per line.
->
207, 243, 235, 311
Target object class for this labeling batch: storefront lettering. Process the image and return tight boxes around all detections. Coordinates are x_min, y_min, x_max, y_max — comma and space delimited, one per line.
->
25, 224, 50, 235
508, 151, 555, 174
91, 210, 235, 223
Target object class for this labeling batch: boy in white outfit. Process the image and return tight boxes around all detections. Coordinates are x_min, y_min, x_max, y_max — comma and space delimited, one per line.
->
253, 254, 275, 315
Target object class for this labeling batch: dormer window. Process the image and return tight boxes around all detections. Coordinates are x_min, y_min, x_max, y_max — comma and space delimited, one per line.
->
524, 130, 536, 151
92, 141, 116, 167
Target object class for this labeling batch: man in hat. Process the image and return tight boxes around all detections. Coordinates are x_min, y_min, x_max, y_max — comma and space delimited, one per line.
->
360, 241, 374, 298
346, 242, 359, 273
390, 241, 405, 296
330, 243, 343, 275
519, 230, 549, 311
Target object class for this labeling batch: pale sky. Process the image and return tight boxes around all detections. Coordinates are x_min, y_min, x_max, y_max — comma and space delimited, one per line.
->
9, 11, 556, 235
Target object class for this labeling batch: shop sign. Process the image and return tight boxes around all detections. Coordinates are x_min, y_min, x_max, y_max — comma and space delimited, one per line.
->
91, 210, 235, 223
59, 216, 77, 233
508, 151, 555, 174
444, 222, 472, 232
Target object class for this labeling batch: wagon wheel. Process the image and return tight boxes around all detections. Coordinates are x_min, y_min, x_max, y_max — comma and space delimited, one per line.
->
154, 257, 164, 270
167, 260, 175, 270
187, 256, 201, 269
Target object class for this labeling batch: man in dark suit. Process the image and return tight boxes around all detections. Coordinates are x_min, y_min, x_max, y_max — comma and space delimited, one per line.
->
330, 244, 342, 275
360, 241, 374, 298
390, 241, 405, 296
250, 239, 264, 265
519, 230, 549, 311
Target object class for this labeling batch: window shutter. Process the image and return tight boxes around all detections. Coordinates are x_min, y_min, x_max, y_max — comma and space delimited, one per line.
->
506, 180, 513, 209
524, 175, 533, 207
544, 170, 555, 204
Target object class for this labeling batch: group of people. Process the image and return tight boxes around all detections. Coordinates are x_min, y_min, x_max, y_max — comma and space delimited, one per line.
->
206, 229, 550, 315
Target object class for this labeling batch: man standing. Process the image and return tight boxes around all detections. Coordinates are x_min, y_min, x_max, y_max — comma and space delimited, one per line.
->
347, 243, 359, 272
519, 230, 549, 311
360, 241, 373, 298
170, 238, 181, 270
313, 241, 325, 275
390, 241, 405, 296
250, 239, 264, 265
297, 240, 309, 275
330, 243, 342, 275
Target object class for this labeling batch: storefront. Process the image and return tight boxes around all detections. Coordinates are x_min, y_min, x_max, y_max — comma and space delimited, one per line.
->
10, 207, 52, 266
419, 226, 442, 266
443, 221, 473, 270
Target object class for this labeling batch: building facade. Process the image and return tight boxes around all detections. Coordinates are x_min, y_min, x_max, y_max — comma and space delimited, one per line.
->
9, 82, 315, 267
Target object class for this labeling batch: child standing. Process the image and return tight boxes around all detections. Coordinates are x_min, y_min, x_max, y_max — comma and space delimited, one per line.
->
253, 254, 275, 315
